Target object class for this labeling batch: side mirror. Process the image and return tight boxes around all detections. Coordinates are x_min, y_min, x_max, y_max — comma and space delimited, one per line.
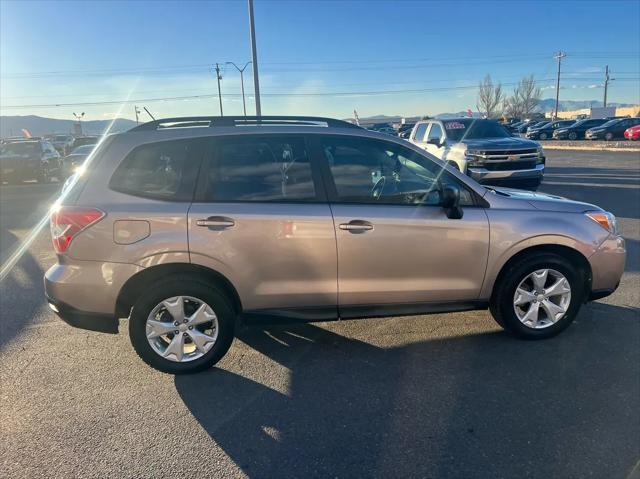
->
441, 185, 464, 219
427, 137, 442, 147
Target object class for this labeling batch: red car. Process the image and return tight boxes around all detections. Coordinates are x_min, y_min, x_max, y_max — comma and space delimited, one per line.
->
624, 125, 640, 140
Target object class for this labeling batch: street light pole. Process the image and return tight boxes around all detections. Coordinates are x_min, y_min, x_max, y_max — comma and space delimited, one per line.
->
248, 0, 261, 116
226, 61, 252, 117
73, 112, 85, 135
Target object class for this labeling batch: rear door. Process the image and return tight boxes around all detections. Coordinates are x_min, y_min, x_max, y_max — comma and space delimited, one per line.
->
423, 122, 446, 159
314, 135, 489, 315
188, 134, 337, 315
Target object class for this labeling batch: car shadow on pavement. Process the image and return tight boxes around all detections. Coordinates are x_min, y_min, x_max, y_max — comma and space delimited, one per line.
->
175, 302, 639, 478
0, 228, 45, 349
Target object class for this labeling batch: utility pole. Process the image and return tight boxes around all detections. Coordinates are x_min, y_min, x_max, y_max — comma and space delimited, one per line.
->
553, 51, 566, 120
215, 63, 224, 116
603, 65, 611, 108
134, 106, 141, 125
73, 112, 85, 135
226, 61, 251, 117
248, 0, 261, 116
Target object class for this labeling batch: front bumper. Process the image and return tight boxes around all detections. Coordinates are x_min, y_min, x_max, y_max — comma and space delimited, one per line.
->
468, 163, 544, 182
585, 131, 604, 140
588, 235, 626, 299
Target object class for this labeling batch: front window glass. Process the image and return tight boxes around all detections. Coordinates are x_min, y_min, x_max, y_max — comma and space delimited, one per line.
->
321, 136, 473, 206
428, 124, 443, 141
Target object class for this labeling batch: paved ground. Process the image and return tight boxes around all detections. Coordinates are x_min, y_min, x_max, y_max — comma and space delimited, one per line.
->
0, 151, 638, 478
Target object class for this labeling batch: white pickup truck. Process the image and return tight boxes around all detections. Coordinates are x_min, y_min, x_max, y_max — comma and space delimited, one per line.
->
409, 118, 545, 190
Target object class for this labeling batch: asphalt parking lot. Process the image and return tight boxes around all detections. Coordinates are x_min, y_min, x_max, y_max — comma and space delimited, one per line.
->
0, 150, 638, 478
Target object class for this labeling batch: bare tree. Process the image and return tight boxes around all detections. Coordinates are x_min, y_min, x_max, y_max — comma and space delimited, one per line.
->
477, 75, 504, 118
516, 75, 542, 117
504, 75, 541, 118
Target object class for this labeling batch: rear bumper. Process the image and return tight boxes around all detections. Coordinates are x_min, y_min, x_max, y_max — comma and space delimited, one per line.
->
44, 260, 142, 332
46, 296, 119, 334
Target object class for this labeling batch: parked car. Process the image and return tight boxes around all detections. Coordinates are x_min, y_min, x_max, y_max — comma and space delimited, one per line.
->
62, 144, 96, 178
397, 123, 416, 138
51, 135, 75, 155
72, 136, 99, 148
624, 125, 640, 141
552, 118, 609, 140
526, 120, 576, 140
586, 117, 640, 140
0, 139, 62, 184
409, 118, 545, 190
44, 115, 625, 374
525, 121, 550, 133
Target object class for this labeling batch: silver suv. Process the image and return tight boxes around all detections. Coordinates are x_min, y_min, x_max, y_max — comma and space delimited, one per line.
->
409, 118, 545, 190
45, 116, 625, 374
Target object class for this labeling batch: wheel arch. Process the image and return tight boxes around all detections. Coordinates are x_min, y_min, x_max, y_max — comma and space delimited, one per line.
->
488, 244, 592, 302
115, 263, 243, 318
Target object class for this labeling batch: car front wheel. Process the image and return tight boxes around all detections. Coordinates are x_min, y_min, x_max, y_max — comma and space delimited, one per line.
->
129, 277, 236, 374
604, 132, 614, 141
490, 253, 585, 339
539, 132, 548, 140
568, 132, 578, 140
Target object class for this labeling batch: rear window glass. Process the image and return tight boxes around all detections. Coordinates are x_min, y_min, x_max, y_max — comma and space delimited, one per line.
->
110, 138, 204, 201
203, 136, 316, 202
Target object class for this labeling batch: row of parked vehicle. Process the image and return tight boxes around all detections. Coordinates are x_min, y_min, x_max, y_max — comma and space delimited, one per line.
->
508, 117, 640, 141
0, 135, 99, 184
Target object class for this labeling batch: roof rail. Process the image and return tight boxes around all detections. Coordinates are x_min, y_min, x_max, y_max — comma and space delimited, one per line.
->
129, 116, 362, 132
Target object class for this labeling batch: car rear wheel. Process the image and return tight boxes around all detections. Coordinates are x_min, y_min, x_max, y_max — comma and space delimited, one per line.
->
129, 277, 236, 374
568, 132, 578, 140
490, 253, 585, 339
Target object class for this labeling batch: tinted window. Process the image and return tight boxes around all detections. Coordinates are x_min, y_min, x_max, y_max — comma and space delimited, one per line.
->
110, 138, 204, 201
321, 136, 474, 206
413, 123, 428, 141
203, 136, 316, 202
0, 142, 40, 157
428, 123, 443, 141
443, 119, 510, 141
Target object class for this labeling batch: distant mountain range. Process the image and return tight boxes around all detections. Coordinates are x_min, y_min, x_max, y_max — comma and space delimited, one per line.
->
1, 99, 636, 137
0, 115, 137, 137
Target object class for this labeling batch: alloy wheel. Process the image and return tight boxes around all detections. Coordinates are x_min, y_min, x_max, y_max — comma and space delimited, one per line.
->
145, 295, 219, 362
513, 269, 572, 329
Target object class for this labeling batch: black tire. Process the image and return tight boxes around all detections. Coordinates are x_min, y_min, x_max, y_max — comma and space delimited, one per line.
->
604, 132, 614, 141
490, 253, 585, 339
539, 132, 548, 140
37, 165, 51, 184
129, 276, 236, 374
568, 132, 578, 140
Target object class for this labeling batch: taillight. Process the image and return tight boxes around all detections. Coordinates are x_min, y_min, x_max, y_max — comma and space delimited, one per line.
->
50, 206, 105, 253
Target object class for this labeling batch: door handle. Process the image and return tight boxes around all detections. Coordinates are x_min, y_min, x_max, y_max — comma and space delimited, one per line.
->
339, 220, 373, 232
196, 216, 235, 228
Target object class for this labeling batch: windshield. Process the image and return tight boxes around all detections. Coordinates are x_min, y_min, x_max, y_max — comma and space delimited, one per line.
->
443, 119, 510, 141
54, 135, 69, 142
0, 142, 39, 157
70, 145, 95, 155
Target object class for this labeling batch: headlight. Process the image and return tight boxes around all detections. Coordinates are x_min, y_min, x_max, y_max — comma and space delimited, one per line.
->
586, 211, 618, 235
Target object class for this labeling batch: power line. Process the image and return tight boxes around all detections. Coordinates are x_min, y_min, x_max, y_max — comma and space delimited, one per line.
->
0, 79, 562, 110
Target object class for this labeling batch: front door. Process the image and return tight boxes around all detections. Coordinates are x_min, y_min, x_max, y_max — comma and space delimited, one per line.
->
188, 134, 337, 314
314, 135, 489, 315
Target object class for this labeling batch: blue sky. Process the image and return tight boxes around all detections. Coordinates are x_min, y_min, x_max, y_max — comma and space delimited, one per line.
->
1, 0, 638, 120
